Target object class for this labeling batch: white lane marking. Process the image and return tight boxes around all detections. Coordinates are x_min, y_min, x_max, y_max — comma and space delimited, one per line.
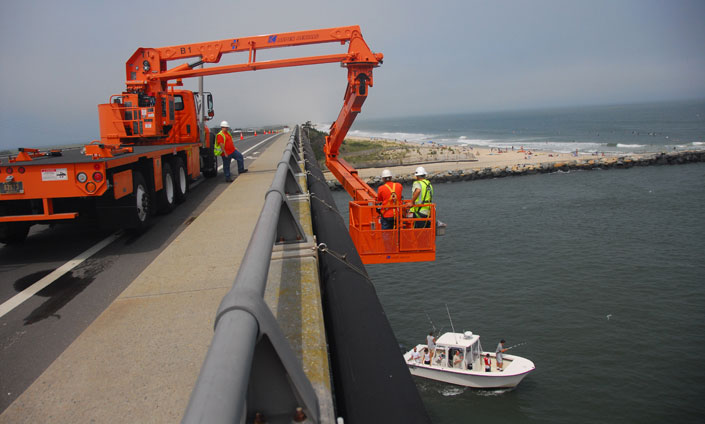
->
216, 134, 280, 172
242, 134, 278, 155
0, 232, 122, 319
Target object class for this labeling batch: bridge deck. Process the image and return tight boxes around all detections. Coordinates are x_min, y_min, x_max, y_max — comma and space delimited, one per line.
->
0, 133, 334, 423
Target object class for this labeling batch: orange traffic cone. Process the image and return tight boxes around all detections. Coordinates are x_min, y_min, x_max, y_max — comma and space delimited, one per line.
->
240, 132, 243, 140
254, 130, 257, 136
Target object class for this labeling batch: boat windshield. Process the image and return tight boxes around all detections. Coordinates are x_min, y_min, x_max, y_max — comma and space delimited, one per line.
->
448, 347, 464, 368
465, 340, 482, 370
433, 347, 447, 367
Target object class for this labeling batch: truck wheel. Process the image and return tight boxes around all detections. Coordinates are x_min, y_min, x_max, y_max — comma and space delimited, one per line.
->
203, 161, 218, 178
202, 131, 218, 178
0, 222, 30, 245
172, 157, 189, 203
157, 162, 176, 214
132, 171, 153, 229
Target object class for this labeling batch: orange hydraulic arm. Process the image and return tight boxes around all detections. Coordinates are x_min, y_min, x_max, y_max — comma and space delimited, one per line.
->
125, 25, 383, 202
124, 26, 435, 264
126, 26, 382, 95
322, 53, 380, 202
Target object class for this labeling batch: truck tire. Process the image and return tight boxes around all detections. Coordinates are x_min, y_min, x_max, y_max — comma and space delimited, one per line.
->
172, 157, 189, 203
0, 204, 30, 244
0, 222, 30, 245
131, 171, 153, 229
202, 131, 218, 178
157, 162, 176, 214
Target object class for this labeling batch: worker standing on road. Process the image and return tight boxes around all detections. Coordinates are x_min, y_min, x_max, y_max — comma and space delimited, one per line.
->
215, 121, 247, 182
376, 169, 403, 229
410, 166, 433, 228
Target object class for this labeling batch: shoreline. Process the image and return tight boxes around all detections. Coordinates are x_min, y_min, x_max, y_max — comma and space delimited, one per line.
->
324, 137, 705, 188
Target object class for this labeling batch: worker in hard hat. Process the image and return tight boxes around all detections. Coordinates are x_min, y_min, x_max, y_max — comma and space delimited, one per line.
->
410, 166, 433, 228
215, 120, 247, 182
376, 169, 403, 229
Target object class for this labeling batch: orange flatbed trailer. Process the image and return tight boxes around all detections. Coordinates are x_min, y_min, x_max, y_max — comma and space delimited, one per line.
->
1, 142, 199, 219
0, 25, 437, 263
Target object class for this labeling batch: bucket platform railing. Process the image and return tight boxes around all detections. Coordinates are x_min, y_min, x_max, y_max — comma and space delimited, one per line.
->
348, 200, 436, 264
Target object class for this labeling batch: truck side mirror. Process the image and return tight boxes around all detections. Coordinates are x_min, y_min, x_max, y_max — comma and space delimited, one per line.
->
206, 93, 214, 118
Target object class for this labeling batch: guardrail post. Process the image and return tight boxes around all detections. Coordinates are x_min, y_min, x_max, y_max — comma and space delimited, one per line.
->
282, 150, 302, 174
213, 289, 320, 423
273, 195, 306, 244
290, 144, 301, 162
283, 166, 304, 196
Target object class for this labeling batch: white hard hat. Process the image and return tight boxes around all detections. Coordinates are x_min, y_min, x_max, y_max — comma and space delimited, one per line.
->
415, 166, 427, 176
220, 120, 230, 128
381, 169, 393, 179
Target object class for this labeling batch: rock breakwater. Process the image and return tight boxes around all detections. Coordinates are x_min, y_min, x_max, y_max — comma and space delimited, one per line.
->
325, 150, 705, 190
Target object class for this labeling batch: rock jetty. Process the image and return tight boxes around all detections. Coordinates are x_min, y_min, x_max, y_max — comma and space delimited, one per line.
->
325, 150, 705, 190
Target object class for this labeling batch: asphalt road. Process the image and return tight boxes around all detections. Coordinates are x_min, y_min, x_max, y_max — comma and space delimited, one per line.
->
0, 133, 279, 413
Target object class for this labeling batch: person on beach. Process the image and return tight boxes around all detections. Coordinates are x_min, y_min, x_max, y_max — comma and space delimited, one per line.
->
496, 339, 507, 371
484, 353, 492, 372
426, 332, 436, 363
215, 121, 247, 182
376, 169, 403, 229
410, 167, 434, 228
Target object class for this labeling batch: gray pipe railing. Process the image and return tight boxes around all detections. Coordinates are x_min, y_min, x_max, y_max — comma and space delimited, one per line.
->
182, 126, 319, 424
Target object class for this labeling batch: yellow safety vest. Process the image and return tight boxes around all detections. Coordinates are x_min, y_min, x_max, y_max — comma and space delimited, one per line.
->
411, 179, 433, 215
214, 130, 226, 156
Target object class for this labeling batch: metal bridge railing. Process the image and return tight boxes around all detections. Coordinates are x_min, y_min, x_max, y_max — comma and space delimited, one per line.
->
182, 126, 320, 424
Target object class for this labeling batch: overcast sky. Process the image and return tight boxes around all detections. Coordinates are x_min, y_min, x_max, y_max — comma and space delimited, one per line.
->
1, 0, 704, 149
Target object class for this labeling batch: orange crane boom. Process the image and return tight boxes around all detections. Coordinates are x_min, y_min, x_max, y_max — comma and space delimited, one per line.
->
2, 26, 436, 263
125, 26, 382, 95
120, 25, 435, 263
121, 26, 386, 205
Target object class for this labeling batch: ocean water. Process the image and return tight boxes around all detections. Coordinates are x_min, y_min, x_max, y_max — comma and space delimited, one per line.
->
331, 163, 705, 423
320, 99, 705, 155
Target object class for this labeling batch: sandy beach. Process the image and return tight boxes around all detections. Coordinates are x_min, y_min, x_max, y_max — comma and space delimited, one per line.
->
323, 136, 641, 181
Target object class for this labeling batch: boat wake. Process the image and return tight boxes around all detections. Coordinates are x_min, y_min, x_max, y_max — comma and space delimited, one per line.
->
440, 386, 466, 397
473, 388, 514, 397
420, 380, 513, 397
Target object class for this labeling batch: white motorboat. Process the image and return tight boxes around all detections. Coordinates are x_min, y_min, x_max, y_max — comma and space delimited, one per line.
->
403, 331, 535, 389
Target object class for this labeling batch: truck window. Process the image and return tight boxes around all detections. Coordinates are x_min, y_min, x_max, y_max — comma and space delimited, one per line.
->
174, 95, 184, 111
